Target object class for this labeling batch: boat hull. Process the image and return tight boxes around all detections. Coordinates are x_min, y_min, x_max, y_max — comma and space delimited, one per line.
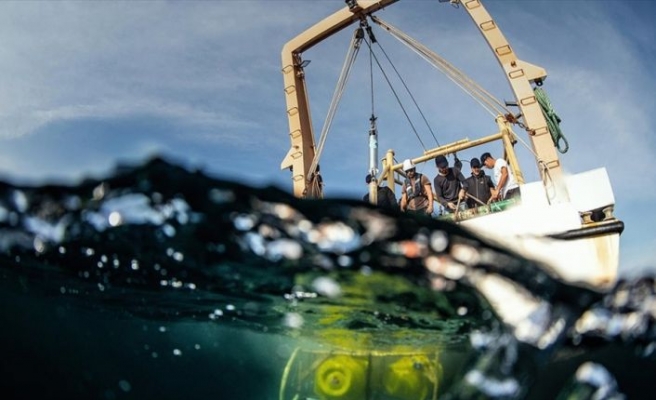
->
454, 167, 621, 288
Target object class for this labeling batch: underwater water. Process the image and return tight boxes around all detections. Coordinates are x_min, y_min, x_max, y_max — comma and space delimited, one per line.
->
0, 158, 654, 400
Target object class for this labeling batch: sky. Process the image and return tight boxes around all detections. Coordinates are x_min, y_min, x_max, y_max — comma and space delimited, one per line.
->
0, 0, 654, 276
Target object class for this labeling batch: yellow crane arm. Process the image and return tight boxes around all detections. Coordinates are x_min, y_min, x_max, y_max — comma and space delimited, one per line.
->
282, 0, 568, 203
281, 0, 398, 198
457, 0, 568, 202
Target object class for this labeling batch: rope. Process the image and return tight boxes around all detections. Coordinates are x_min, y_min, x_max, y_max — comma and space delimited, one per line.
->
308, 29, 363, 177
538, 159, 556, 205
373, 37, 441, 147
363, 36, 427, 150
454, 196, 462, 221
535, 87, 569, 153
309, 174, 324, 199
466, 192, 486, 206
369, 31, 375, 118
466, 193, 493, 215
372, 16, 511, 119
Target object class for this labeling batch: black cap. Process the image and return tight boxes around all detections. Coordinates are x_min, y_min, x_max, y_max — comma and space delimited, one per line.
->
480, 152, 492, 165
470, 158, 481, 168
365, 174, 372, 184
435, 155, 448, 168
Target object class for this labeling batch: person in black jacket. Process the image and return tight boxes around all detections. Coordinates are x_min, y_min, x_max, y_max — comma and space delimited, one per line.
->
433, 154, 468, 214
363, 174, 398, 210
465, 157, 494, 208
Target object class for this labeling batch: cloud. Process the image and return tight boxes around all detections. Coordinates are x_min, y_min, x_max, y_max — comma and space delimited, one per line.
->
0, 1, 318, 139
544, 12, 656, 200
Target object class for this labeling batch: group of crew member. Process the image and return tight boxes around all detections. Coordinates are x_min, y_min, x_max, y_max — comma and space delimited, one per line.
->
364, 151, 519, 216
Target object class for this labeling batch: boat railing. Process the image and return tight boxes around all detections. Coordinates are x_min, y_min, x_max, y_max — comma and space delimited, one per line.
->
438, 198, 519, 222
381, 118, 523, 190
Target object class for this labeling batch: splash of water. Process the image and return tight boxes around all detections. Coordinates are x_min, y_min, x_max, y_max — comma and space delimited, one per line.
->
0, 157, 653, 399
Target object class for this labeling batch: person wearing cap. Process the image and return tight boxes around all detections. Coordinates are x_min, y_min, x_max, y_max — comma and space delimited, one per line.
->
465, 157, 495, 208
433, 154, 468, 214
363, 174, 398, 210
480, 152, 520, 201
399, 159, 433, 215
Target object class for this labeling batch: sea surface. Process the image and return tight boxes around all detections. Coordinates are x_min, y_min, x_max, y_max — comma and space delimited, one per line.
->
0, 158, 654, 400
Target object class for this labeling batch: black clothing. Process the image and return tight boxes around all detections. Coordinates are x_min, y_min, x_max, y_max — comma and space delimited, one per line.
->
465, 171, 494, 208
453, 156, 462, 171
504, 187, 520, 200
433, 168, 468, 207
406, 207, 429, 216
363, 186, 398, 210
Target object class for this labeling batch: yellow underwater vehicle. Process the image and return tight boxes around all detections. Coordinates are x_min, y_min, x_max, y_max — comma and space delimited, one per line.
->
278, 269, 456, 400
280, 346, 442, 400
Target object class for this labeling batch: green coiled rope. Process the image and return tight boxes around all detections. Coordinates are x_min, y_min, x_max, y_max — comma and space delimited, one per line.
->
535, 87, 569, 153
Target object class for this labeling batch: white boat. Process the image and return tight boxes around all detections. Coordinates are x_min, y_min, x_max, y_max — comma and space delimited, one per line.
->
279, 0, 623, 288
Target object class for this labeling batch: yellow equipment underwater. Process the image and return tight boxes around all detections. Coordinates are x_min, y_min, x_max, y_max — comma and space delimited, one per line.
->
314, 355, 368, 400
383, 355, 435, 400
280, 345, 442, 400
281, 267, 447, 399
